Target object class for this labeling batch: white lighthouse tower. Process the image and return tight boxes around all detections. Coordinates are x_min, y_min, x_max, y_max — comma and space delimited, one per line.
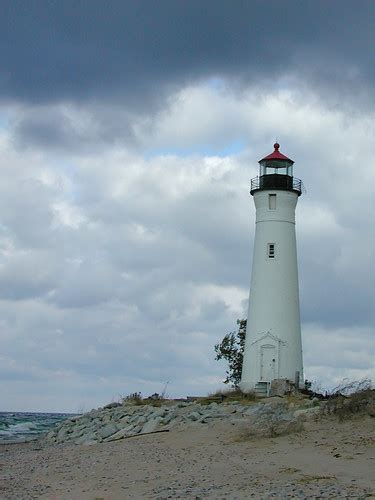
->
240, 143, 303, 396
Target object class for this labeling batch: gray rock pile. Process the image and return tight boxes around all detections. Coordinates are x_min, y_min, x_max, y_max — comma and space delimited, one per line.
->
42, 398, 322, 446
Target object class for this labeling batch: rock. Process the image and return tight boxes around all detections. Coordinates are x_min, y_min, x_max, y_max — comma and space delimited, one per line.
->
293, 407, 320, 420
56, 428, 69, 442
104, 402, 122, 409
92, 417, 102, 427
75, 432, 98, 445
115, 408, 129, 419
117, 417, 131, 428
45, 430, 56, 440
243, 404, 263, 417
135, 415, 148, 425
198, 416, 209, 424
41, 397, 314, 448
67, 416, 81, 423
203, 412, 227, 420
69, 428, 86, 439
269, 379, 291, 397
187, 412, 200, 421
97, 423, 119, 439
104, 427, 133, 442
161, 414, 173, 425
266, 397, 287, 406
140, 417, 162, 434
167, 417, 183, 429
152, 407, 168, 418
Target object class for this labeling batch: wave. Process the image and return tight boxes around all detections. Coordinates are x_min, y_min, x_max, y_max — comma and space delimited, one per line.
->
0, 421, 39, 442
0, 412, 74, 443
8, 421, 38, 432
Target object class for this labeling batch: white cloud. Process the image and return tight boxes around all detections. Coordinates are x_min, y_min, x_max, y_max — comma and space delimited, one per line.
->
0, 83, 374, 411
303, 324, 375, 388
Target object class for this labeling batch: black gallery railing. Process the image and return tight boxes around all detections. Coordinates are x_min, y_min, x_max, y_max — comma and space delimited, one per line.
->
250, 175, 303, 195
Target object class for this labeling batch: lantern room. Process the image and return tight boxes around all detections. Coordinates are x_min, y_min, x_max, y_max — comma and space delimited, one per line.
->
250, 143, 302, 196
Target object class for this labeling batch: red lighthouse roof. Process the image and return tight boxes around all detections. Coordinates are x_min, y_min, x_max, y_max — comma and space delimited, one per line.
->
259, 143, 294, 164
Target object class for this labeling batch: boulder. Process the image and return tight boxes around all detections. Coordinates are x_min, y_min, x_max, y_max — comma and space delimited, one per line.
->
75, 432, 98, 445
151, 408, 166, 418
97, 423, 119, 439
140, 417, 162, 434
104, 402, 122, 409
187, 411, 201, 421
135, 415, 148, 426
45, 430, 56, 440
161, 414, 174, 425
104, 427, 133, 442
269, 379, 291, 397
117, 417, 131, 428
56, 428, 69, 442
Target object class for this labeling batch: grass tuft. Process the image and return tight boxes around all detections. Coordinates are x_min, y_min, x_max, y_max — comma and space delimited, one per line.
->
323, 380, 374, 420
121, 392, 169, 407
198, 387, 258, 405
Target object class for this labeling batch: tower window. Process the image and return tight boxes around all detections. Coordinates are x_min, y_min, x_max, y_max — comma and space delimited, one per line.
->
268, 194, 276, 210
268, 243, 275, 258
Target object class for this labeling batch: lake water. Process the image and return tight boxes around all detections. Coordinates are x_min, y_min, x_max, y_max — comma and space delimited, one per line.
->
0, 411, 75, 443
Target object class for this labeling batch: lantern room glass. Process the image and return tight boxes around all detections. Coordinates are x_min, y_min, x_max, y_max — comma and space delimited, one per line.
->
260, 160, 293, 177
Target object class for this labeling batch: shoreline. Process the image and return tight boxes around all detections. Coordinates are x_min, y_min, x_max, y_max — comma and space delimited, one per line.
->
0, 413, 374, 499
0, 438, 39, 446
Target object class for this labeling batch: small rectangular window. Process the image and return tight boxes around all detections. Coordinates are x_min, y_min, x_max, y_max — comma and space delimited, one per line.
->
269, 194, 276, 210
268, 243, 275, 258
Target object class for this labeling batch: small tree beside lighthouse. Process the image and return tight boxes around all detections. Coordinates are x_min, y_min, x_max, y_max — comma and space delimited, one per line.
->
214, 319, 247, 387
240, 143, 304, 396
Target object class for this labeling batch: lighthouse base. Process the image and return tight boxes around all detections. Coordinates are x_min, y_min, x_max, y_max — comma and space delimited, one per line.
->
240, 378, 302, 397
239, 380, 271, 397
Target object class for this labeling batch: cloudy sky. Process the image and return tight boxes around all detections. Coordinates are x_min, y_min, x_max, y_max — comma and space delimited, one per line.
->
1, 1, 374, 412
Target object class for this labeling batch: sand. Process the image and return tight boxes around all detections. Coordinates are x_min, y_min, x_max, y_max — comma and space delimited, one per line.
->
0, 415, 374, 499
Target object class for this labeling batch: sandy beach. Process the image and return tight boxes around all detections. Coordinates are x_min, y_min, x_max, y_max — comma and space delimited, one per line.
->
0, 413, 374, 499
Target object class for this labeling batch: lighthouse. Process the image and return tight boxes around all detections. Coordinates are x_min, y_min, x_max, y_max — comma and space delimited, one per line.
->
240, 143, 303, 396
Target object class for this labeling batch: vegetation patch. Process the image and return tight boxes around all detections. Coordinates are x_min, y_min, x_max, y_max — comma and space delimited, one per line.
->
198, 387, 258, 406
323, 380, 374, 420
121, 392, 169, 407
298, 475, 337, 484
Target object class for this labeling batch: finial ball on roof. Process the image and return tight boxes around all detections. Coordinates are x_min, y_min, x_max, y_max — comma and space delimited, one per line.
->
274, 142, 280, 150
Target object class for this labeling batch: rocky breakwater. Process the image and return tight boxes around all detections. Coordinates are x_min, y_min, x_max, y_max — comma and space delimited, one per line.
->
42, 398, 322, 447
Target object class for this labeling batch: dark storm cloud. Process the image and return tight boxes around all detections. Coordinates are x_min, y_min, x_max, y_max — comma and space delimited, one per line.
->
1, 0, 374, 107
11, 108, 84, 151
11, 105, 138, 151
